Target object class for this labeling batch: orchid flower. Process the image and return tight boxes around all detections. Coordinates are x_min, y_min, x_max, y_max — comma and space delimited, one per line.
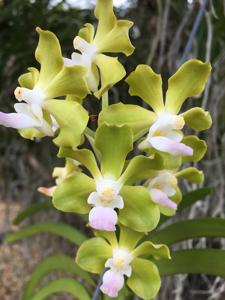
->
51, 124, 165, 232
0, 28, 89, 149
99, 60, 212, 158
145, 167, 204, 216
64, 0, 134, 98
76, 226, 170, 299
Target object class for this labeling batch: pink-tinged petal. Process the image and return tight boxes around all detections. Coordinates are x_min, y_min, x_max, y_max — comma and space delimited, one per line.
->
0, 112, 39, 129
37, 186, 56, 197
150, 188, 177, 210
100, 270, 124, 298
149, 136, 193, 156
63, 57, 76, 67
89, 207, 118, 231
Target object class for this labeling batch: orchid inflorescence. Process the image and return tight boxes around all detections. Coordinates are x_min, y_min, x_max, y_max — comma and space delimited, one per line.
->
0, 0, 212, 299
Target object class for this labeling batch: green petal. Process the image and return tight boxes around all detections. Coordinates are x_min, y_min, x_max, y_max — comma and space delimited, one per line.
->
159, 187, 182, 217
182, 135, 207, 164
95, 124, 133, 178
94, 0, 116, 43
176, 167, 204, 184
78, 23, 95, 43
153, 152, 182, 170
119, 154, 164, 185
44, 100, 89, 149
58, 147, 102, 180
126, 64, 164, 113
18, 67, 39, 89
53, 172, 95, 214
44, 65, 88, 100
95, 231, 118, 249
181, 107, 212, 131
119, 226, 143, 251
165, 60, 211, 114
127, 258, 161, 300
133, 241, 171, 260
94, 54, 126, 99
96, 20, 134, 56
35, 27, 63, 89
119, 186, 160, 232
76, 237, 112, 274
99, 103, 155, 138
19, 128, 45, 140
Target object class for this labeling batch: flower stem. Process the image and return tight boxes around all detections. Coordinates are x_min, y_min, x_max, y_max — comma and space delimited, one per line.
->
102, 92, 109, 110
92, 272, 104, 300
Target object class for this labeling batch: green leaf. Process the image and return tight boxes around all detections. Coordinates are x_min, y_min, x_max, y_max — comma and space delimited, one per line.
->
165, 60, 211, 114
5, 222, 86, 246
127, 258, 161, 300
30, 278, 91, 300
182, 135, 207, 163
156, 249, 225, 278
95, 124, 133, 178
119, 186, 160, 232
76, 237, 112, 274
22, 255, 94, 300
53, 172, 95, 214
58, 147, 101, 180
150, 217, 225, 245
18, 67, 39, 89
35, 27, 63, 89
126, 64, 164, 113
44, 100, 89, 149
13, 200, 53, 225
98, 102, 155, 137
176, 167, 204, 184
182, 107, 212, 131
132, 241, 171, 260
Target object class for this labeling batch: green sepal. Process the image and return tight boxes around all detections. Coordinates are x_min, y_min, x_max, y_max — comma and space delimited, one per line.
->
18, 67, 39, 89
19, 128, 45, 140
127, 257, 161, 300
119, 186, 160, 232
94, 231, 118, 249
99, 102, 155, 138
58, 147, 102, 180
182, 135, 207, 163
78, 23, 95, 43
76, 237, 112, 274
119, 226, 143, 251
165, 60, 211, 114
52, 172, 95, 214
176, 167, 204, 184
35, 27, 63, 89
132, 241, 171, 260
95, 124, 133, 178
126, 64, 164, 113
44, 100, 89, 149
182, 107, 212, 131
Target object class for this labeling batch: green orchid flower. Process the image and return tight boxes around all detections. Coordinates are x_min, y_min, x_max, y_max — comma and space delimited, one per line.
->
0, 27, 89, 149
64, 0, 134, 98
52, 124, 164, 233
99, 60, 212, 157
76, 226, 170, 299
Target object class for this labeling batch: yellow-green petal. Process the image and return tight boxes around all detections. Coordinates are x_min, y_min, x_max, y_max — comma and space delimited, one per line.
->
18, 67, 39, 89
94, 54, 126, 99
127, 258, 161, 300
165, 60, 211, 114
133, 241, 171, 260
176, 167, 204, 184
96, 20, 134, 56
126, 64, 164, 112
44, 100, 89, 149
35, 27, 63, 89
95, 124, 133, 178
119, 226, 143, 251
182, 135, 207, 164
78, 23, 95, 43
76, 237, 112, 274
19, 128, 45, 140
44, 65, 88, 100
182, 107, 212, 131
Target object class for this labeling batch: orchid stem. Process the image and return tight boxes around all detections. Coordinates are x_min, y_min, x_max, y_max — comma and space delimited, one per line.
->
92, 272, 104, 300
102, 92, 109, 110
84, 126, 95, 138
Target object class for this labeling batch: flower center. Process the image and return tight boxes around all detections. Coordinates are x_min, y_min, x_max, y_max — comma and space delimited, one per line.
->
96, 178, 121, 202
14, 87, 45, 105
73, 36, 97, 68
112, 248, 133, 272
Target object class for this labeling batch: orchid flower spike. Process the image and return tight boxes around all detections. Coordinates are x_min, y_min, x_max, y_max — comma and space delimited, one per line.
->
52, 124, 166, 233
64, 0, 134, 98
76, 226, 171, 299
0, 28, 89, 146
145, 166, 204, 216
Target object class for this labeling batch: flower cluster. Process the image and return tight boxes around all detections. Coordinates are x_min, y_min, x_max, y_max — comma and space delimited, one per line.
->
0, 1, 212, 299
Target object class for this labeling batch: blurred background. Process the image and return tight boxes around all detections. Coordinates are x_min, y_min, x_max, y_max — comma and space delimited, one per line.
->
0, 0, 225, 299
